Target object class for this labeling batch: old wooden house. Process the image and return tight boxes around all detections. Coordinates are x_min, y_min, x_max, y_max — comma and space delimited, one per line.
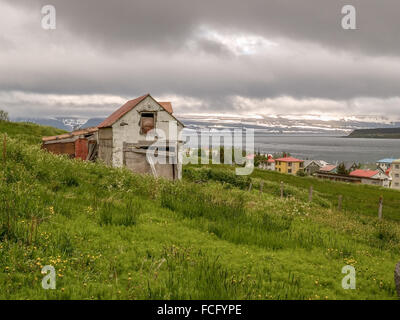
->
42, 94, 184, 180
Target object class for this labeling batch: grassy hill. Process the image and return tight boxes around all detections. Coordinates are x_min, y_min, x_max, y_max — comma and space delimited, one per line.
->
0, 120, 66, 144
1, 121, 400, 299
249, 167, 400, 221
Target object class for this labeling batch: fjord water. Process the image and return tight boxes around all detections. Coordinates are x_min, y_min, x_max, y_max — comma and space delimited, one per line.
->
183, 130, 400, 163
254, 134, 400, 163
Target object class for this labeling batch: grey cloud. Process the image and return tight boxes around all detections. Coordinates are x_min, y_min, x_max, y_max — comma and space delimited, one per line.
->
1, 0, 400, 119
6, 0, 400, 57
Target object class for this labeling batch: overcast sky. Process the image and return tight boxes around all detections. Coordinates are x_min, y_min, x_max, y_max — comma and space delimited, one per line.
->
1, 0, 400, 120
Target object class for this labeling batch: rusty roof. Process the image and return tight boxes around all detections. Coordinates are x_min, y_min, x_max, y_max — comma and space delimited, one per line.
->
42, 127, 98, 142
98, 94, 149, 128
98, 94, 174, 129
159, 102, 173, 114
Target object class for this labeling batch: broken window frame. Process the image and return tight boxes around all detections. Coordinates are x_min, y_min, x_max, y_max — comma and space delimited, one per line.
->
139, 111, 156, 135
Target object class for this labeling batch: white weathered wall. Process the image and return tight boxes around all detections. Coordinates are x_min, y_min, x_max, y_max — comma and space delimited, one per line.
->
111, 96, 184, 171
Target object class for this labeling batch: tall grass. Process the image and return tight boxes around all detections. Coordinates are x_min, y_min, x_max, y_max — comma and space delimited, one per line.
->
161, 182, 245, 220
99, 199, 142, 227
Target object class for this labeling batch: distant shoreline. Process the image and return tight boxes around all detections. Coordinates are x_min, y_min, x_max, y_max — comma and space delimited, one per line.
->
347, 127, 400, 139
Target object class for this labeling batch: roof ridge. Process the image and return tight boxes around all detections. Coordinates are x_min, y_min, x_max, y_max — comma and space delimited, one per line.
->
97, 94, 150, 128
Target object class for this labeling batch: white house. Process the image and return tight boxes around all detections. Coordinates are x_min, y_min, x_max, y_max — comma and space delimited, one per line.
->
349, 169, 391, 188
303, 160, 329, 175
376, 158, 397, 171
97, 94, 185, 180
258, 154, 275, 171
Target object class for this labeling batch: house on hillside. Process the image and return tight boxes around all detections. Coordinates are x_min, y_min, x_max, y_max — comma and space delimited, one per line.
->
376, 158, 397, 171
259, 155, 275, 171
349, 169, 391, 188
342, 161, 359, 173
42, 94, 184, 180
391, 159, 400, 190
275, 156, 304, 175
303, 160, 329, 175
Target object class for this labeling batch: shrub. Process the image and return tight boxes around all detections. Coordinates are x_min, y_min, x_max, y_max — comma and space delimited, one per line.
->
0, 110, 9, 121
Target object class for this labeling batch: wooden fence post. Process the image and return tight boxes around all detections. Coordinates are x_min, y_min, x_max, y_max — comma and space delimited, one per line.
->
378, 196, 383, 220
338, 195, 343, 211
280, 181, 284, 199
248, 182, 252, 192
309, 186, 313, 202
259, 181, 264, 194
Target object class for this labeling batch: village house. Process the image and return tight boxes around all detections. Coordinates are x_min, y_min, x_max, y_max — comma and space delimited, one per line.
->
42, 94, 184, 180
275, 156, 304, 175
258, 155, 275, 171
342, 161, 359, 173
376, 158, 397, 171
349, 169, 391, 188
303, 160, 329, 175
391, 159, 400, 190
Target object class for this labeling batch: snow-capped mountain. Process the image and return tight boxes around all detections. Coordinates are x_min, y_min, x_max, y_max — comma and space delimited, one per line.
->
13, 114, 400, 135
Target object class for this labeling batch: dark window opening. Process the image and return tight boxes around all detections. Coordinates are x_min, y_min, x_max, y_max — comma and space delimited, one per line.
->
140, 113, 155, 134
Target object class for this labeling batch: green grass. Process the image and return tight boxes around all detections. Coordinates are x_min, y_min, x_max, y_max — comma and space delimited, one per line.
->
1, 122, 400, 299
185, 164, 400, 221
0, 120, 66, 144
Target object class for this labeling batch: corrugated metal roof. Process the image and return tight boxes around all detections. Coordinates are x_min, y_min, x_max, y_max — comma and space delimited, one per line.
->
377, 158, 397, 164
97, 94, 174, 129
349, 169, 379, 178
98, 94, 150, 128
275, 157, 304, 162
42, 127, 98, 142
159, 102, 173, 114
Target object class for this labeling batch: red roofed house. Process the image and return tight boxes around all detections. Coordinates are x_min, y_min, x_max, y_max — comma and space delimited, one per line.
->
349, 169, 391, 187
258, 154, 275, 171
275, 156, 304, 175
97, 94, 184, 180
42, 94, 185, 180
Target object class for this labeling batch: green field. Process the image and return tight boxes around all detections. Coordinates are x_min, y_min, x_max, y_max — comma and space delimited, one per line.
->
223, 165, 400, 221
0, 120, 66, 144
1, 120, 400, 300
